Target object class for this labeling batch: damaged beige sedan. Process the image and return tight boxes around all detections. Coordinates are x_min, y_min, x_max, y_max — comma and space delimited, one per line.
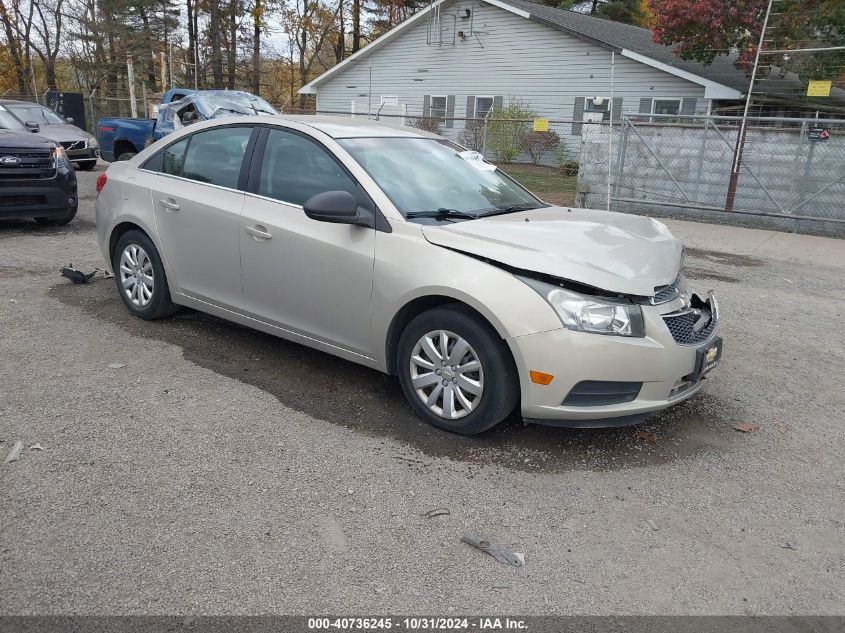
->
95, 116, 721, 434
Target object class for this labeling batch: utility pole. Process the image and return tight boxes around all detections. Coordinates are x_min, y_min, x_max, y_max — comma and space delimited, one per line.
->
725, 0, 773, 211
127, 55, 138, 118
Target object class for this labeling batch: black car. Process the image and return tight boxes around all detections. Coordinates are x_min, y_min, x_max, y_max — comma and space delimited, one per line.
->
0, 111, 77, 225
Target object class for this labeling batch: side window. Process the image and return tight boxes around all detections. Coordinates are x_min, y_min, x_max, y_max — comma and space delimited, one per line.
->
257, 129, 356, 206
181, 126, 252, 189
161, 138, 188, 175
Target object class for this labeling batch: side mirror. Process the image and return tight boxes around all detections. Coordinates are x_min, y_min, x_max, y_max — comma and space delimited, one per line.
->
303, 190, 361, 225
65, 117, 74, 124
25, 121, 40, 133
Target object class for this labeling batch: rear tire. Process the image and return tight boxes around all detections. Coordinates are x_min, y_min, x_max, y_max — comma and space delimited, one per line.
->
112, 229, 177, 320
397, 304, 519, 435
116, 151, 136, 162
35, 203, 77, 226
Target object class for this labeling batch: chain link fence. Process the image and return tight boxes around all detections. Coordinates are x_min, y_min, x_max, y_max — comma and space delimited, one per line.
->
579, 114, 845, 236
3, 93, 842, 235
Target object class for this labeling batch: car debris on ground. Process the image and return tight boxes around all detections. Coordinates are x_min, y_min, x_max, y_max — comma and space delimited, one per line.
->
734, 423, 760, 433
423, 508, 450, 519
461, 533, 525, 567
60, 265, 97, 284
4, 440, 24, 464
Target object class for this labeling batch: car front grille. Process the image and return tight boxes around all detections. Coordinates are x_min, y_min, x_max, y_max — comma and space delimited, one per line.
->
0, 147, 56, 179
652, 280, 679, 304
60, 140, 87, 151
663, 309, 717, 345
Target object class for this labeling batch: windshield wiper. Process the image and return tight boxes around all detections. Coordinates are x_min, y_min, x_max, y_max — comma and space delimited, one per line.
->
405, 208, 480, 220
479, 203, 548, 216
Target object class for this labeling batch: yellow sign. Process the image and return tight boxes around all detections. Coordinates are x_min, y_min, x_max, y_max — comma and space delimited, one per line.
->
533, 118, 549, 132
807, 80, 832, 97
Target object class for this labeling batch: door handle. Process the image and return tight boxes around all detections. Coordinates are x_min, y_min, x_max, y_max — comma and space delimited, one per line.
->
159, 198, 180, 212
245, 225, 272, 240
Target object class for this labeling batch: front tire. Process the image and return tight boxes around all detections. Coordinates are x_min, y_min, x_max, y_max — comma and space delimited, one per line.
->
397, 305, 519, 435
76, 160, 97, 171
35, 203, 77, 226
112, 230, 177, 320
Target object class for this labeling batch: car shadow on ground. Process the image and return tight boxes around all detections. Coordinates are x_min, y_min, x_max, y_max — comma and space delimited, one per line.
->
49, 276, 742, 473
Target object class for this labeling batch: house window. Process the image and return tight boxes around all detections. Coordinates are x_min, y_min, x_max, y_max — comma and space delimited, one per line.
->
652, 99, 681, 115
584, 97, 610, 121
474, 96, 494, 119
430, 96, 447, 123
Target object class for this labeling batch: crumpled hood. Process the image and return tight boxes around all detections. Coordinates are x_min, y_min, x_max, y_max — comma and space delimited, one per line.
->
421, 207, 682, 296
33, 124, 91, 143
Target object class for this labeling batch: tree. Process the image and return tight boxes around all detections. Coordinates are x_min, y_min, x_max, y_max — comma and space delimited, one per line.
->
650, 0, 845, 81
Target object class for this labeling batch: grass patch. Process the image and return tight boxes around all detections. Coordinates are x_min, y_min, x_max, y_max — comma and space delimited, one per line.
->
499, 164, 577, 207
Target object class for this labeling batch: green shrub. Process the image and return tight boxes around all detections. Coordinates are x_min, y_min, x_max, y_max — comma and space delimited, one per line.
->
487, 99, 535, 163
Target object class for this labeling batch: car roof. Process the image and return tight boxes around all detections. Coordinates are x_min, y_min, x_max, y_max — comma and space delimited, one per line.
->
285, 116, 441, 139
198, 114, 442, 140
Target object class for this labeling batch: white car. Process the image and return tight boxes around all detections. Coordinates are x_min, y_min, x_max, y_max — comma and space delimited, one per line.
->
95, 116, 721, 434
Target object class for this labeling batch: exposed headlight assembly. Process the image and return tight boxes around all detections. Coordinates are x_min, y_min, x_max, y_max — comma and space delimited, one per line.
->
519, 276, 645, 337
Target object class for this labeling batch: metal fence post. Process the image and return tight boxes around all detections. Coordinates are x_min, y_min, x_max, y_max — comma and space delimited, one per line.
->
612, 118, 628, 202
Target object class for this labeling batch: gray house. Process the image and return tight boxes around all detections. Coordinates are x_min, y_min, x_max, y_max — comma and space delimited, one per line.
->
299, 0, 750, 131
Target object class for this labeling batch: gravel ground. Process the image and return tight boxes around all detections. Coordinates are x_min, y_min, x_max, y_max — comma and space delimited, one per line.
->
0, 164, 843, 615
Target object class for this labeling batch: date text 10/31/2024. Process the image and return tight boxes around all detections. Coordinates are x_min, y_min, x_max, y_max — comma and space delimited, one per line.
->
307, 617, 528, 630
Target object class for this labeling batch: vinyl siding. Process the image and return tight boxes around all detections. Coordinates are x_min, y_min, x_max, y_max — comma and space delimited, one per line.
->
314, 0, 708, 120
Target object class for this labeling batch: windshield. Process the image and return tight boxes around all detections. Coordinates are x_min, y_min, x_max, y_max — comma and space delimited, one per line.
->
0, 108, 27, 131
7, 105, 65, 125
338, 137, 542, 218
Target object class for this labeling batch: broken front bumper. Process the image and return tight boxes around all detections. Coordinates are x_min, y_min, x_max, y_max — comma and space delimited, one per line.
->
508, 293, 720, 428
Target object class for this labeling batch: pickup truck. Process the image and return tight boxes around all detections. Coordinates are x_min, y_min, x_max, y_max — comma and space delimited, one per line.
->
96, 88, 277, 162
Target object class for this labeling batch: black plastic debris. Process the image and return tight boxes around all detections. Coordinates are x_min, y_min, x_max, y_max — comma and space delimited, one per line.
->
60, 264, 97, 284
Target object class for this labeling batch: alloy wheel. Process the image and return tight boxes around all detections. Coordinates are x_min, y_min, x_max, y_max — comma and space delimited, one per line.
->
409, 330, 484, 420
119, 244, 154, 307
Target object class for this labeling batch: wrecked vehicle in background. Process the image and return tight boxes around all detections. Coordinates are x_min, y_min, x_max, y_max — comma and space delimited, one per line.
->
96, 89, 277, 162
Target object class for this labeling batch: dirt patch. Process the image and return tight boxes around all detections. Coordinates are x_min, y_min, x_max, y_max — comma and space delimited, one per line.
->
685, 247, 765, 268
49, 278, 740, 473
684, 266, 741, 283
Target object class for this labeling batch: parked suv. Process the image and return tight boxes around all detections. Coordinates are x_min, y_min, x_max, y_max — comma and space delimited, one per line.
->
0, 108, 77, 225
0, 100, 99, 170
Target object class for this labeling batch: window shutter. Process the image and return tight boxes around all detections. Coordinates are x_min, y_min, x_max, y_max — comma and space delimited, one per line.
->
423, 95, 431, 118
466, 95, 476, 119
681, 98, 696, 115
445, 94, 455, 127
492, 95, 504, 113
638, 98, 652, 114
611, 97, 623, 121
572, 97, 584, 135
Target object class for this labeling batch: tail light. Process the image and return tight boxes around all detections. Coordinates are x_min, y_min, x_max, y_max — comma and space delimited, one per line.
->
95, 173, 107, 194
